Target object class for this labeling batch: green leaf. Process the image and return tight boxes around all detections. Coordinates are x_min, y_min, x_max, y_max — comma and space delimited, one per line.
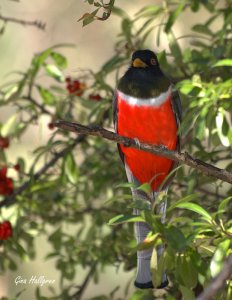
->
83, 14, 95, 26
129, 199, 151, 211
179, 255, 198, 288
130, 289, 154, 300
101, 56, 126, 74
137, 182, 152, 196
210, 239, 231, 277
150, 246, 160, 287
44, 64, 64, 82
48, 227, 62, 249
217, 196, 232, 219
135, 5, 162, 18
3, 85, 19, 101
1, 114, 18, 136
37, 86, 56, 105
137, 233, 160, 251
115, 182, 135, 189
167, 194, 198, 213
51, 52, 67, 69
108, 214, 144, 225
175, 202, 212, 222
195, 116, 206, 140
165, 0, 186, 33
179, 285, 195, 300
213, 59, 232, 67
112, 6, 129, 18
64, 153, 79, 184
167, 31, 182, 63
79, 9, 99, 27
121, 18, 132, 40
192, 24, 213, 35
164, 226, 187, 252
216, 108, 230, 147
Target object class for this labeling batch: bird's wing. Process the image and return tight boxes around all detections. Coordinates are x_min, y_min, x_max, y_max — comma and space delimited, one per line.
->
160, 88, 182, 190
171, 89, 182, 151
112, 90, 125, 164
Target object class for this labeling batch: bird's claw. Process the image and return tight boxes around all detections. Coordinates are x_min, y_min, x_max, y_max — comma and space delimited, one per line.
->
134, 138, 141, 149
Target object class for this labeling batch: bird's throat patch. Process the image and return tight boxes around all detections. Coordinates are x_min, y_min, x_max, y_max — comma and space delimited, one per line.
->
117, 86, 171, 107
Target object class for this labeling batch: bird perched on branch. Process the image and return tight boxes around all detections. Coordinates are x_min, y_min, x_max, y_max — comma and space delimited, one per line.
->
113, 49, 181, 289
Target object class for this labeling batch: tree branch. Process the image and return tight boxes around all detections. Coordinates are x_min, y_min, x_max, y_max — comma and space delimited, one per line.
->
196, 254, 232, 300
0, 13, 46, 30
54, 120, 232, 185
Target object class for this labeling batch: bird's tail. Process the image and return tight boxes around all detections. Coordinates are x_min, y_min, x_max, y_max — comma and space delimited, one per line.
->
125, 164, 168, 289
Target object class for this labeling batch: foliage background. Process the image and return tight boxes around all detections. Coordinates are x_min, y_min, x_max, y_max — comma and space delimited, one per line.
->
0, 0, 232, 299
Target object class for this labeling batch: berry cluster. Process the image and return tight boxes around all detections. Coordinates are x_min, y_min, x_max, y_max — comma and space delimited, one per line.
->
89, 94, 102, 101
0, 136, 9, 149
0, 221, 13, 240
65, 77, 86, 96
65, 77, 103, 102
0, 167, 13, 195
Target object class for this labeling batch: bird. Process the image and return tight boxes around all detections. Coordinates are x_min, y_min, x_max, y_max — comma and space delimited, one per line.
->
113, 49, 181, 289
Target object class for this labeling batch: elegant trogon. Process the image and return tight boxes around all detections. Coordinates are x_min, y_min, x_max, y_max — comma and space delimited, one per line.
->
113, 49, 181, 289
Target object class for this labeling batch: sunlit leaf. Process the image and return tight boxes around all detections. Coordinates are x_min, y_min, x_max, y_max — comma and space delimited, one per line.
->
151, 246, 160, 287
37, 86, 56, 105
213, 59, 232, 67
1, 114, 18, 136
44, 64, 64, 82
108, 214, 144, 225
167, 194, 198, 213
51, 52, 67, 69
175, 202, 212, 222
137, 233, 160, 251
64, 153, 79, 184
210, 239, 231, 277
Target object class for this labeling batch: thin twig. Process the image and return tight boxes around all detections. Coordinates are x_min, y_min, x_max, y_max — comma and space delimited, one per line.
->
0, 13, 46, 30
197, 254, 232, 300
21, 96, 52, 115
173, 182, 225, 200
54, 120, 232, 185
71, 262, 97, 300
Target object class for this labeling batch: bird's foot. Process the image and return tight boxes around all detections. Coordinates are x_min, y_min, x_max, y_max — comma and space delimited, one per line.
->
134, 279, 169, 290
134, 138, 141, 149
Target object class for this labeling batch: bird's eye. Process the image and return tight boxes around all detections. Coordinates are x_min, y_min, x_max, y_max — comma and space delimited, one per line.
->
150, 58, 156, 65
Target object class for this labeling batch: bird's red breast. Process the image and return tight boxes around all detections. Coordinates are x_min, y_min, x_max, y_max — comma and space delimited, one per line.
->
117, 88, 177, 191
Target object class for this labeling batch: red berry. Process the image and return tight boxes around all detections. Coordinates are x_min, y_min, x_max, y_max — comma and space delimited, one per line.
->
89, 94, 102, 101
0, 167, 7, 180
48, 123, 55, 130
0, 221, 13, 240
0, 136, 9, 149
73, 80, 80, 89
0, 167, 13, 195
65, 77, 71, 83
66, 79, 86, 96
13, 164, 20, 172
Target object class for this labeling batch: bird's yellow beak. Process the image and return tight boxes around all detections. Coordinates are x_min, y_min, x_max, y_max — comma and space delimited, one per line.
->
132, 58, 147, 68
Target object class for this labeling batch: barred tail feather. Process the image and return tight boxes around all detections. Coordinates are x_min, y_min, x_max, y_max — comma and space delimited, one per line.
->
125, 164, 168, 289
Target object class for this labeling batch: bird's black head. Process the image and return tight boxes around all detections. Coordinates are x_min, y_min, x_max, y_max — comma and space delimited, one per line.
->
131, 49, 159, 69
